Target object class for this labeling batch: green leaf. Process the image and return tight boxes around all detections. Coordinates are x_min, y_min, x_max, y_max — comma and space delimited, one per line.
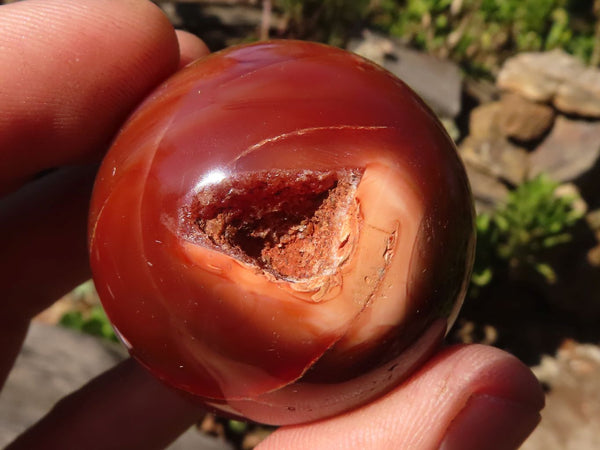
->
535, 262, 557, 283
228, 420, 248, 434
471, 267, 494, 286
60, 305, 117, 342
470, 173, 582, 295
59, 311, 84, 330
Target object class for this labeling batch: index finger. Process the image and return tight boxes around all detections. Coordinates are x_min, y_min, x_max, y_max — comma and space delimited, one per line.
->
0, 0, 208, 387
0, 0, 181, 192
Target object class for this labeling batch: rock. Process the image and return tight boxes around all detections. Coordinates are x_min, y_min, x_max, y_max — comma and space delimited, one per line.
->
347, 30, 395, 67
158, 1, 284, 51
529, 116, 600, 183
0, 324, 231, 450
460, 135, 529, 186
555, 67, 600, 117
348, 31, 462, 118
200, 4, 272, 29
464, 77, 500, 105
523, 341, 600, 450
160, 1, 278, 29
586, 209, 600, 233
171, 428, 233, 450
498, 50, 600, 118
468, 94, 554, 142
554, 183, 588, 217
0, 324, 122, 446
462, 160, 509, 212
497, 93, 555, 142
469, 102, 503, 139
497, 50, 582, 103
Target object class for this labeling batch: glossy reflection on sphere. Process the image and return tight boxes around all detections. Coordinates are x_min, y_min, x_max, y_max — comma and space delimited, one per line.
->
89, 40, 475, 425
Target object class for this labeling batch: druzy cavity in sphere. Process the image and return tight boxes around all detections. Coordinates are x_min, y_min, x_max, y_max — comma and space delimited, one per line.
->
89, 40, 475, 425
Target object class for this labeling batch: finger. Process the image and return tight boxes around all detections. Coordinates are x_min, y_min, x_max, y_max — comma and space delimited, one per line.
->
259, 345, 544, 450
1, 167, 95, 319
0, 0, 183, 387
176, 29, 210, 68
0, 0, 179, 193
0, 166, 95, 388
6, 359, 205, 450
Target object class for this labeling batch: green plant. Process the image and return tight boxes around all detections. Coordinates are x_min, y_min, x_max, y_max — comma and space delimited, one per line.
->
471, 175, 584, 293
471, 212, 499, 288
60, 304, 118, 342
371, 0, 597, 76
227, 419, 248, 434
276, 0, 371, 46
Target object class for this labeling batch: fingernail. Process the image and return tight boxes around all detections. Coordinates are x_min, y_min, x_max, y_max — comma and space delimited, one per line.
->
439, 394, 542, 450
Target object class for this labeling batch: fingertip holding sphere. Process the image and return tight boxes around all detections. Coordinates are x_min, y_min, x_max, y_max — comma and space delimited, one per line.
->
89, 40, 475, 425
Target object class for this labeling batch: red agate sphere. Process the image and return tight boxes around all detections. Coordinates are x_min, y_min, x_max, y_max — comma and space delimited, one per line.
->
89, 40, 475, 425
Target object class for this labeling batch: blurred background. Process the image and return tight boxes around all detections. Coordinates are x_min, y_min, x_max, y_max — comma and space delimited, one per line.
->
1, 0, 600, 449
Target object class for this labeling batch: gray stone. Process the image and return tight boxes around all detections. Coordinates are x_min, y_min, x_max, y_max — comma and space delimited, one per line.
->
467, 94, 554, 143
469, 102, 503, 139
0, 324, 125, 447
523, 341, 600, 450
498, 50, 600, 118
460, 135, 529, 186
171, 428, 234, 450
497, 93, 555, 142
201, 4, 278, 29
530, 116, 600, 183
497, 50, 583, 103
347, 31, 396, 67
464, 77, 500, 105
554, 183, 588, 218
462, 160, 509, 212
0, 324, 231, 450
348, 31, 462, 118
555, 67, 600, 118
159, 1, 282, 29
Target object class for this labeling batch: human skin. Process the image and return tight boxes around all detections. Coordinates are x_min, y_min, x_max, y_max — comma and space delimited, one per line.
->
0, 1, 544, 449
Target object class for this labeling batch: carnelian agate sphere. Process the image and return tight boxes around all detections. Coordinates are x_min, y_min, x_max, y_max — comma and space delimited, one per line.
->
89, 40, 475, 425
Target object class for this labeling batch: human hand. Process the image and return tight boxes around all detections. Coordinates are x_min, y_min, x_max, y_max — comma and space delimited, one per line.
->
1, 1, 209, 448
0, 1, 544, 449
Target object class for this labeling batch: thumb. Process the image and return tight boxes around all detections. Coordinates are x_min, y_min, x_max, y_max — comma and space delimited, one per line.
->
258, 344, 544, 450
